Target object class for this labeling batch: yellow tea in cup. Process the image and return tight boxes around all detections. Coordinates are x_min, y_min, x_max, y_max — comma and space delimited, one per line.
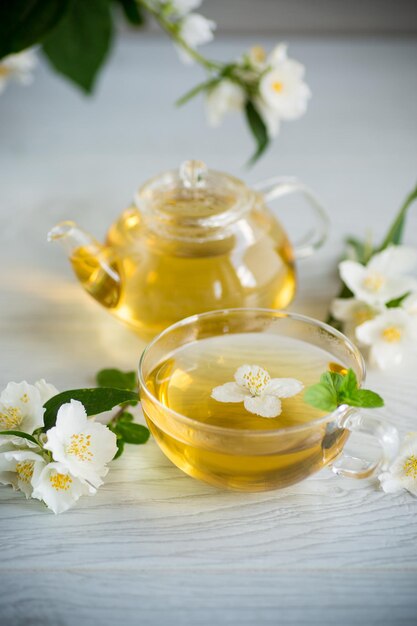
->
139, 309, 398, 492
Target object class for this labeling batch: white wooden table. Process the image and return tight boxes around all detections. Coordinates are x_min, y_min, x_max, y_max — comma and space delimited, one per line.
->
1, 36, 416, 625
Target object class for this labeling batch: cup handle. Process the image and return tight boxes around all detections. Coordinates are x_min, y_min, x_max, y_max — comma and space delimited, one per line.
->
331, 407, 400, 479
254, 176, 329, 259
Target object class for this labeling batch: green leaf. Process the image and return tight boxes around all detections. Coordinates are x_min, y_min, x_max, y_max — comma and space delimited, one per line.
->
379, 182, 417, 250
42, 0, 113, 93
348, 389, 384, 408
113, 0, 144, 25
113, 439, 125, 460
386, 292, 411, 309
43, 388, 138, 431
0, 430, 39, 446
96, 368, 137, 391
114, 422, 150, 445
118, 411, 134, 423
345, 236, 367, 264
339, 368, 358, 396
245, 100, 269, 165
0, 0, 71, 60
176, 78, 219, 107
303, 384, 338, 413
304, 368, 384, 411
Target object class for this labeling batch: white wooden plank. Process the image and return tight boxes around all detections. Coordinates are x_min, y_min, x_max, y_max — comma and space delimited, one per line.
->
0, 36, 417, 626
0, 570, 416, 626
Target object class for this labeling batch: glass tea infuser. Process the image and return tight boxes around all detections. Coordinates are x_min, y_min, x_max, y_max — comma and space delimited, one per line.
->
49, 160, 328, 339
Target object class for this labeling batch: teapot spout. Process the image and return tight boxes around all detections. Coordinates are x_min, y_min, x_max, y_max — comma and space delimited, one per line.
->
48, 221, 121, 309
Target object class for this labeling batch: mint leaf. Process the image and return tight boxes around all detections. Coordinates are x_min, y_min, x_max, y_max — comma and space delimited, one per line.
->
0, 430, 39, 446
114, 422, 150, 445
43, 388, 138, 431
96, 368, 137, 391
304, 367, 384, 412
348, 389, 384, 408
303, 384, 338, 412
0, 0, 71, 59
245, 100, 269, 164
339, 368, 358, 396
42, 0, 113, 93
320, 371, 343, 392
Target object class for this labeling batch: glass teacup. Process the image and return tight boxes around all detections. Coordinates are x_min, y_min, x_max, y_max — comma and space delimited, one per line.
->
139, 308, 399, 492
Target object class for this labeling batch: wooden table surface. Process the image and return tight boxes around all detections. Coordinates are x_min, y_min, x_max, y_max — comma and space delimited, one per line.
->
0, 36, 416, 625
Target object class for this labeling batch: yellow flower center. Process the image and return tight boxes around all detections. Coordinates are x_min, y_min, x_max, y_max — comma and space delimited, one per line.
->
243, 368, 270, 396
403, 455, 417, 479
354, 308, 374, 325
0, 406, 22, 430
16, 461, 35, 483
67, 433, 93, 462
382, 326, 402, 343
363, 272, 385, 292
50, 472, 72, 491
0, 65, 11, 78
272, 80, 284, 93
250, 46, 266, 64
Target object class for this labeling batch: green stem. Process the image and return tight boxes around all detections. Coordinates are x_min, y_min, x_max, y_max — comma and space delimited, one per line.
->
379, 182, 417, 250
138, 0, 222, 72
108, 404, 130, 429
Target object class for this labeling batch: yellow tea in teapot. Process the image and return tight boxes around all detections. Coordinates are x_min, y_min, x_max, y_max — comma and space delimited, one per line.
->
142, 332, 349, 491
99, 202, 296, 339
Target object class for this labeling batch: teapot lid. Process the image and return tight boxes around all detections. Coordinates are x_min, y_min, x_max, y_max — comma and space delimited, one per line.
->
134, 160, 255, 239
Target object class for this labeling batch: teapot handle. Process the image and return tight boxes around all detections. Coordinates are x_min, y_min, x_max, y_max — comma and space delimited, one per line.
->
254, 177, 329, 260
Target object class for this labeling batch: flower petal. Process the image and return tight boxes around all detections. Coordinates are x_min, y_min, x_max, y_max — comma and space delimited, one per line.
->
379, 472, 404, 493
211, 382, 248, 403
54, 399, 88, 435
371, 341, 404, 369
339, 261, 368, 300
243, 395, 282, 418
265, 378, 303, 398
369, 245, 417, 276
35, 379, 58, 404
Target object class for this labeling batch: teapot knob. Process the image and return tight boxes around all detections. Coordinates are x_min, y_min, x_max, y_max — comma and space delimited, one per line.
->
179, 160, 208, 189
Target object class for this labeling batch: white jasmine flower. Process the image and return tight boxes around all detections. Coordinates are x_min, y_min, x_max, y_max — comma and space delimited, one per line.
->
339, 245, 417, 307
177, 13, 216, 64
171, 0, 202, 14
31, 461, 95, 515
0, 448, 45, 498
0, 49, 37, 94
205, 79, 245, 126
356, 308, 417, 369
43, 400, 117, 488
211, 364, 303, 418
0, 380, 57, 446
331, 298, 379, 326
267, 43, 288, 67
259, 56, 310, 121
379, 433, 417, 495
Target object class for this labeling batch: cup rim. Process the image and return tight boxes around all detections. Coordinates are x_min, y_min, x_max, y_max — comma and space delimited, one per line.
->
138, 308, 366, 437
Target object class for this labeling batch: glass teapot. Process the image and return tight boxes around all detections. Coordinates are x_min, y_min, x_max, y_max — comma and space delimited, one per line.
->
49, 160, 328, 340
